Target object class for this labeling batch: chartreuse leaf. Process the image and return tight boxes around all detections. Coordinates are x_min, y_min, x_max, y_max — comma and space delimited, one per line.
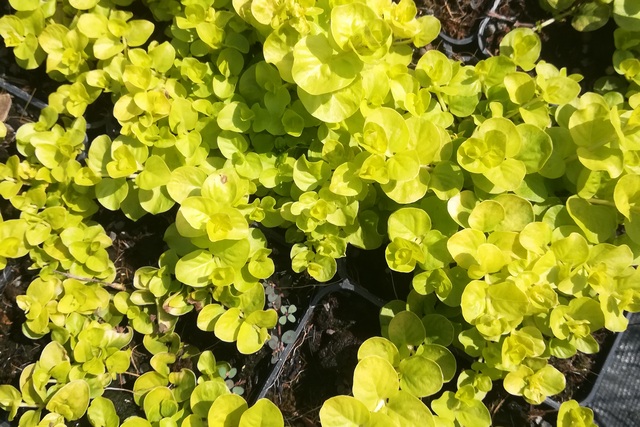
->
429, 161, 463, 200
8, 0, 39, 10
536, 62, 581, 104
190, 379, 230, 418
388, 207, 431, 242
175, 250, 216, 288
133, 372, 168, 406
431, 390, 490, 427
331, 3, 391, 60
150, 352, 175, 377
239, 398, 283, 427
69, 0, 99, 10
447, 228, 485, 270
557, 400, 597, 427
357, 337, 400, 367
215, 308, 243, 343
352, 356, 399, 411
416, 50, 452, 86
197, 304, 225, 332
137, 155, 171, 190
169, 369, 197, 404
551, 233, 590, 268
45, 380, 90, 421
613, 0, 640, 31
297, 78, 363, 123
503, 364, 565, 404
387, 311, 426, 358
520, 222, 552, 255
386, 391, 435, 427
550, 298, 605, 353
292, 33, 362, 95
461, 280, 529, 338
399, 355, 443, 397
504, 72, 536, 104
125, 20, 154, 47
320, 396, 370, 427
380, 168, 430, 204
569, 101, 616, 149
457, 134, 505, 174
614, 173, 640, 219
120, 417, 152, 427
499, 28, 541, 71
0, 385, 21, 420
412, 269, 454, 303
197, 351, 217, 378
96, 178, 128, 211
572, 1, 610, 31
143, 387, 177, 422
468, 201, 504, 232
237, 309, 278, 354
566, 196, 617, 243
515, 124, 553, 173
208, 394, 248, 427
494, 194, 533, 232
218, 102, 254, 133
419, 344, 457, 382
293, 155, 330, 191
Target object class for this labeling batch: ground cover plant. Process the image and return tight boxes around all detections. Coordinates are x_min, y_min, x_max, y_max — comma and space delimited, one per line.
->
0, 0, 640, 425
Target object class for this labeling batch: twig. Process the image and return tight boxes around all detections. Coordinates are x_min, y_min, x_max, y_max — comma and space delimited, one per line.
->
491, 396, 507, 416
52, 270, 126, 291
105, 387, 134, 394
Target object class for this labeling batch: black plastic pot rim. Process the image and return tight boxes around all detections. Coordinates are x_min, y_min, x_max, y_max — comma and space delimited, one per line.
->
254, 278, 386, 403
0, 263, 13, 297
438, 31, 475, 47
477, 0, 503, 58
0, 76, 48, 110
0, 76, 101, 132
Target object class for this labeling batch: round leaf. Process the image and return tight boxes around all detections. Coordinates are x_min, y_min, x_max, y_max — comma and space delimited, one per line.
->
399, 355, 443, 397
418, 344, 457, 382
45, 380, 90, 421
357, 337, 401, 367
319, 396, 370, 427
388, 311, 426, 351
208, 394, 248, 427
190, 379, 230, 418
388, 208, 431, 242
239, 399, 284, 427
352, 356, 399, 411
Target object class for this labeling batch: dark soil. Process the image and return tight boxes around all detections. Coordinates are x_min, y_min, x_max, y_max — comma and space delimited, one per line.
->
548, 329, 616, 405
417, 0, 617, 87
0, 260, 44, 387
264, 290, 382, 426
421, 0, 493, 41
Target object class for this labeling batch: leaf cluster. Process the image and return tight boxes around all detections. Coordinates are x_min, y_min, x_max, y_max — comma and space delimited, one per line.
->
0, 0, 639, 425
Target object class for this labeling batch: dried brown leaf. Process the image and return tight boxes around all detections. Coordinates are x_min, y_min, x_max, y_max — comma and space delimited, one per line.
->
0, 93, 11, 122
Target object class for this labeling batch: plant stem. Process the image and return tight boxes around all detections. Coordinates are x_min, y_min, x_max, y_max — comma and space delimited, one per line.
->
534, 6, 580, 32
52, 270, 126, 291
105, 387, 134, 394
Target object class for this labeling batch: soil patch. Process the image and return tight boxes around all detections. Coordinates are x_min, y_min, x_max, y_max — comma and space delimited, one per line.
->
265, 290, 381, 426
0, 260, 44, 388
420, 0, 492, 41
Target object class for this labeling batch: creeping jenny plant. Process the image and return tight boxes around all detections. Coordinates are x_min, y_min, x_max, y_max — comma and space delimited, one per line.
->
0, 0, 638, 425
